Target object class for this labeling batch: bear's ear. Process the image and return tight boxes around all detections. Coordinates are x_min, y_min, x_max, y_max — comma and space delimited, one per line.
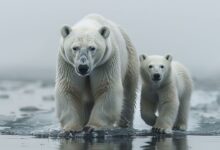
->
61, 25, 72, 38
99, 26, 110, 39
165, 54, 172, 62
139, 54, 147, 62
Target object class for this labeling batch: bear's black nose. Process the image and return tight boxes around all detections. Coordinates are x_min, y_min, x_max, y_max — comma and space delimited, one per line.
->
78, 65, 89, 75
153, 73, 161, 81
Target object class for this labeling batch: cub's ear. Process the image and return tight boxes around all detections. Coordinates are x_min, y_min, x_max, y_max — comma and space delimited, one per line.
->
139, 54, 147, 62
99, 26, 110, 39
61, 25, 72, 38
165, 54, 172, 62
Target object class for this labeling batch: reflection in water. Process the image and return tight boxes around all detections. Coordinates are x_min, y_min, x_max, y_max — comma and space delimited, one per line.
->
59, 136, 188, 150
59, 138, 132, 150
140, 136, 188, 150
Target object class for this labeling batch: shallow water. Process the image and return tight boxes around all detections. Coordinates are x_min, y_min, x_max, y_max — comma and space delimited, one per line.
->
1, 135, 220, 150
0, 80, 220, 149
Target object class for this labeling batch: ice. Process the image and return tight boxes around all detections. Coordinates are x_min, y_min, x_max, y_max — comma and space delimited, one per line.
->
0, 80, 219, 136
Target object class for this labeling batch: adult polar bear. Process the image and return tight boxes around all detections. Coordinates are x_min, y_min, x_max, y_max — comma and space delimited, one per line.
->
55, 14, 139, 132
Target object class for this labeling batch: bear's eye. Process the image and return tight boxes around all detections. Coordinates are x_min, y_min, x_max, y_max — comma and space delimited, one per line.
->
88, 46, 96, 51
149, 65, 153, 69
72, 46, 80, 51
160, 65, 164, 69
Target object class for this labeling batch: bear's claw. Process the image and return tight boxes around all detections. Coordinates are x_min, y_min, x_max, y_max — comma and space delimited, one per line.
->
83, 126, 94, 134
152, 127, 165, 134
152, 127, 172, 134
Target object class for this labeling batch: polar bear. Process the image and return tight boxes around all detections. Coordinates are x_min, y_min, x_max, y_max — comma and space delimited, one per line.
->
139, 54, 192, 133
55, 14, 139, 132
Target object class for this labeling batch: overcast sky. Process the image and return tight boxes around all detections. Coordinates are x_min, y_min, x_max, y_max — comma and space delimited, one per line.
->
0, 0, 219, 80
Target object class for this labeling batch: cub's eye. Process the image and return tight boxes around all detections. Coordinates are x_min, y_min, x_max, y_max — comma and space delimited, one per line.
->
149, 65, 153, 69
160, 65, 164, 69
72, 46, 80, 51
88, 46, 96, 51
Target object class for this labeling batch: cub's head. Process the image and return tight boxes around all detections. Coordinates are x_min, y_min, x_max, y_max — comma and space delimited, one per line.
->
139, 54, 172, 85
60, 25, 110, 77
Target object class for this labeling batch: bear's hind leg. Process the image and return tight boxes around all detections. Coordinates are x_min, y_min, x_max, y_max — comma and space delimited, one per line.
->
118, 27, 139, 128
118, 67, 138, 128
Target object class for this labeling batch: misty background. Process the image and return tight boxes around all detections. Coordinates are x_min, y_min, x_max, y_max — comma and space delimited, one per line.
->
0, 0, 219, 82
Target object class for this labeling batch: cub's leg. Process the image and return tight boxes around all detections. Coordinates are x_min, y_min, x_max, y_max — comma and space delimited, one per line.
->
153, 88, 179, 134
140, 88, 158, 126
173, 93, 191, 131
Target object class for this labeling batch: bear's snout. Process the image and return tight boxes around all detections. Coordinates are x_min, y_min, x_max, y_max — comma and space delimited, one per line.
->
152, 73, 161, 81
80, 55, 88, 64
78, 65, 89, 76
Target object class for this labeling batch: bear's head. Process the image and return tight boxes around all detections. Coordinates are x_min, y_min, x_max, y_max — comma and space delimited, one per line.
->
139, 54, 172, 86
60, 25, 110, 77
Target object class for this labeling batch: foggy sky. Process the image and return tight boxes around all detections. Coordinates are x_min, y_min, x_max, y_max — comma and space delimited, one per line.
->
0, 0, 220, 80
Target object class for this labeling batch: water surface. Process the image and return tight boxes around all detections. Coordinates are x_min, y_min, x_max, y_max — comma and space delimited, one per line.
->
0, 80, 220, 149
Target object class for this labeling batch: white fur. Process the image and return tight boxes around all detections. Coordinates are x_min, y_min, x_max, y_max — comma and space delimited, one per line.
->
140, 54, 193, 133
55, 14, 139, 131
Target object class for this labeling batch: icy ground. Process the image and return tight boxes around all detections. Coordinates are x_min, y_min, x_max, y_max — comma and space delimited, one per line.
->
0, 80, 220, 136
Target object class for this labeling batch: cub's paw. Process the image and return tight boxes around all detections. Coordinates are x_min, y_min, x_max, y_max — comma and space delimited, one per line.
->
152, 127, 172, 134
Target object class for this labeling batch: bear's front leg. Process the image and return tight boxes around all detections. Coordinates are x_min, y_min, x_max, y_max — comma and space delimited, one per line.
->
140, 87, 158, 126
84, 82, 123, 132
141, 99, 158, 126
153, 88, 179, 134
56, 87, 84, 131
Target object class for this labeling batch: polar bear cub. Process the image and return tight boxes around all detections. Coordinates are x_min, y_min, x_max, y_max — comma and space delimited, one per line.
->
139, 54, 193, 133
55, 14, 139, 132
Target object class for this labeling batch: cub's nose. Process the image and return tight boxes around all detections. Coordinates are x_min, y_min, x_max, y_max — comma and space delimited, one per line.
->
153, 73, 161, 81
78, 65, 89, 75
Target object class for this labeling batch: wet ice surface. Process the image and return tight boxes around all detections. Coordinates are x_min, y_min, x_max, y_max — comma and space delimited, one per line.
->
0, 80, 59, 135
0, 80, 220, 135
0, 80, 220, 149
1, 135, 220, 150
